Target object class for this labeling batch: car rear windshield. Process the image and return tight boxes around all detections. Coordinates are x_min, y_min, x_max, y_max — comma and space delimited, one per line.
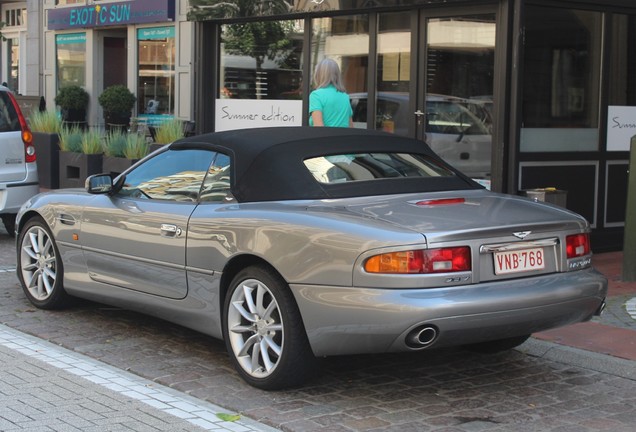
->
0, 92, 20, 132
304, 153, 456, 184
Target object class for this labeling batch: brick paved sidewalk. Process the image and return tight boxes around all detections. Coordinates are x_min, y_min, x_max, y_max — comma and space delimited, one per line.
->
0, 325, 277, 432
535, 251, 636, 360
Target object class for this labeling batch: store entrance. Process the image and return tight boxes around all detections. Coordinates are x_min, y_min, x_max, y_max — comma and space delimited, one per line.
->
350, 10, 497, 186
102, 33, 127, 89
416, 13, 496, 184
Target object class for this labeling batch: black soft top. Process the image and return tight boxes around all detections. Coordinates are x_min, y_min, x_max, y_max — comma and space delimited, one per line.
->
171, 127, 481, 202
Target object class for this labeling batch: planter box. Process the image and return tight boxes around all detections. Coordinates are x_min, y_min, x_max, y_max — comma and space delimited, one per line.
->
59, 151, 103, 189
33, 132, 60, 189
102, 156, 139, 178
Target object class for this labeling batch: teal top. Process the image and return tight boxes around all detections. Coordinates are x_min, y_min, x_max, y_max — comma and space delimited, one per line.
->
309, 85, 352, 128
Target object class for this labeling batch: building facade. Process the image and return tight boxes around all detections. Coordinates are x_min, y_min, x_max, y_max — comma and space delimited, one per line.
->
189, 0, 636, 251
0, 0, 633, 251
1, 0, 195, 127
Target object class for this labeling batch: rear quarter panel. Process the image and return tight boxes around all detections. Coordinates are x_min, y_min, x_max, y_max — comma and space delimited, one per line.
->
187, 201, 426, 286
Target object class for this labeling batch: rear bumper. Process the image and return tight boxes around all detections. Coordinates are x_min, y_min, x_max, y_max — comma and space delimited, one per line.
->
0, 182, 39, 213
290, 268, 608, 356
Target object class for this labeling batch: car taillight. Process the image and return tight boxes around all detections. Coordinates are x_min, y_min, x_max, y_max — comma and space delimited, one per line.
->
7, 90, 35, 163
364, 247, 471, 274
566, 233, 590, 258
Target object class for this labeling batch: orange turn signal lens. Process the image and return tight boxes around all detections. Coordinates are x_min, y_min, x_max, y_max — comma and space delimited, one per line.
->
364, 247, 471, 274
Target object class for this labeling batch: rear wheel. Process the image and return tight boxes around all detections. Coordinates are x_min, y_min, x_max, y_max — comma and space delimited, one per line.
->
223, 265, 316, 390
464, 334, 531, 354
17, 217, 70, 309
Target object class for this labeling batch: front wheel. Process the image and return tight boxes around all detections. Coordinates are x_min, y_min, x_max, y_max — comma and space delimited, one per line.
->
223, 265, 316, 390
17, 217, 70, 309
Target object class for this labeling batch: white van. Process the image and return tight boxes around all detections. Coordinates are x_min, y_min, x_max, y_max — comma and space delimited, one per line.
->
0, 86, 38, 235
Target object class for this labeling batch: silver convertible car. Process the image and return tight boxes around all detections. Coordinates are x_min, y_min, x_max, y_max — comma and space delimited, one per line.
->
15, 127, 607, 389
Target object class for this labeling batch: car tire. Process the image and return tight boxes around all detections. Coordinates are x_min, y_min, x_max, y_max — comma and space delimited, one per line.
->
223, 265, 317, 390
464, 334, 531, 354
17, 217, 70, 309
1, 214, 16, 237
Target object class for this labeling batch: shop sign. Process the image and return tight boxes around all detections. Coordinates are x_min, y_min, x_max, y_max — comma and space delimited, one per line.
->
138, 27, 175, 40
215, 99, 302, 132
48, 0, 175, 30
55, 33, 86, 45
607, 106, 636, 151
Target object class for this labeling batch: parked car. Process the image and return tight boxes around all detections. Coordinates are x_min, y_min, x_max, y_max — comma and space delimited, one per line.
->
350, 92, 493, 179
15, 127, 607, 390
0, 85, 38, 235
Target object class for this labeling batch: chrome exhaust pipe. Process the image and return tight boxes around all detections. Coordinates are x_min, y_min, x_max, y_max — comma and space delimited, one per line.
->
405, 325, 438, 349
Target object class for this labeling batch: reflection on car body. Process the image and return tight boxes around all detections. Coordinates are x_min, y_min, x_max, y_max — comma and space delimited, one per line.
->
350, 92, 493, 179
15, 127, 606, 390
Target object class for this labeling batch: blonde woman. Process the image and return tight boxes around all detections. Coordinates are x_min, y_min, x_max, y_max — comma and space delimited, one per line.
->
309, 58, 353, 127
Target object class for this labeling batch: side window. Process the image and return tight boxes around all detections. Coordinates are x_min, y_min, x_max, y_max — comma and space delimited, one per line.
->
0, 93, 20, 132
200, 153, 232, 203
118, 149, 214, 202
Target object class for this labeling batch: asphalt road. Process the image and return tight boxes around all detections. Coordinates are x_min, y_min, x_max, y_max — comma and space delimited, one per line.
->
1, 225, 636, 432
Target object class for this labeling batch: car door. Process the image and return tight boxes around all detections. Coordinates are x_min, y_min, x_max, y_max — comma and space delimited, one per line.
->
80, 147, 216, 299
0, 90, 26, 183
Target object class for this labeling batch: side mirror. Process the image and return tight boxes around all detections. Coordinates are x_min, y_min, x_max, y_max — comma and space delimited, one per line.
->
86, 174, 113, 194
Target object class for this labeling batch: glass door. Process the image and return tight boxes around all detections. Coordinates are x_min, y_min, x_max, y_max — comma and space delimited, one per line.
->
417, 14, 496, 183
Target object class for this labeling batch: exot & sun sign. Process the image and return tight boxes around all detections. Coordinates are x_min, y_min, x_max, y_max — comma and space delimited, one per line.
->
47, 0, 175, 30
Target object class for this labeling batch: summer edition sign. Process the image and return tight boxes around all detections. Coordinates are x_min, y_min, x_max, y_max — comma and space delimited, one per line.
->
48, 0, 175, 30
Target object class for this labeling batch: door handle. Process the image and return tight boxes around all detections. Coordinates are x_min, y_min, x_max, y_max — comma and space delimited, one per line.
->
414, 110, 426, 125
160, 224, 182, 237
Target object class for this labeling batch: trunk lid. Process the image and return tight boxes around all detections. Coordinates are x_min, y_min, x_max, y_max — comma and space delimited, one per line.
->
338, 189, 587, 241
327, 189, 589, 282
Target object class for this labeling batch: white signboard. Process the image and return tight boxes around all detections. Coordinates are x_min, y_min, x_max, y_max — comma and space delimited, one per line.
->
607, 106, 636, 151
215, 99, 303, 131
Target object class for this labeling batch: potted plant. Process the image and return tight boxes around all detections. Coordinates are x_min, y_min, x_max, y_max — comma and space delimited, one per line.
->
98, 84, 136, 132
54, 85, 89, 127
58, 127, 103, 188
102, 131, 148, 177
149, 118, 185, 152
29, 109, 62, 189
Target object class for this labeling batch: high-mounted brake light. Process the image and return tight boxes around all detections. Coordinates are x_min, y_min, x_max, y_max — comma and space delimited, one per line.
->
414, 198, 465, 206
566, 233, 590, 258
364, 247, 471, 274
7, 91, 35, 163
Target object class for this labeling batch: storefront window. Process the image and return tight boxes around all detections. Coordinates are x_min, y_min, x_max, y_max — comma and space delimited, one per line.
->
373, 12, 411, 136
7, 38, 18, 92
138, 27, 175, 121
311, 15, 369, 97
350, 13, 408, 135
216, 19, 305, 131
424, 16, 495, 181
607, 14, 636, 152
219, 20, 304, 100
56, 33, 86, 89
521, 7, 602, 152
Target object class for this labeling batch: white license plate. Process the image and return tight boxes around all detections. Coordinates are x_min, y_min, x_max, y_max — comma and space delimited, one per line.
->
494, 248, 545, 275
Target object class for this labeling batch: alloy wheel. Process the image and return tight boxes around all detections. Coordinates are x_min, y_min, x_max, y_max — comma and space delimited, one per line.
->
227, 278, 284, 379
